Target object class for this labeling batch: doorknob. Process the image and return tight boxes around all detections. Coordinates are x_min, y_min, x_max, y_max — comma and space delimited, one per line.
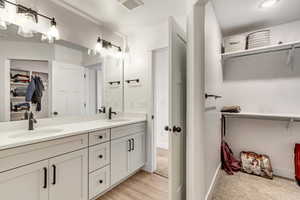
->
164, 126, 172, 131
173, 126, 182, 133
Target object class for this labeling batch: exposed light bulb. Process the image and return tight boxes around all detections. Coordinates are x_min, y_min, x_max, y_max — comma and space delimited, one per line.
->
95, 37, 102, 53
260, 0, 279, 8
47, 18, 59, 40
0, 19, 7, 30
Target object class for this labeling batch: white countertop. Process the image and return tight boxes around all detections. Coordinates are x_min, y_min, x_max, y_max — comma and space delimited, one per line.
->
0, 118, 146, 151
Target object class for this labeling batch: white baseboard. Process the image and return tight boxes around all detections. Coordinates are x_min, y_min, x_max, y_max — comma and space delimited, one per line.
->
205, 163, 222, 200
273, 168, 294, 180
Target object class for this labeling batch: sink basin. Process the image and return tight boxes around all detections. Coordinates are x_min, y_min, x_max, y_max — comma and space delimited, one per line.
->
105, 118, 130, 123
10, 128, 64, 139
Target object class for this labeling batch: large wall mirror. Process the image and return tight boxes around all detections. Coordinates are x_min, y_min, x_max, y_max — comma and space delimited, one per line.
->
0, 23, 124, 122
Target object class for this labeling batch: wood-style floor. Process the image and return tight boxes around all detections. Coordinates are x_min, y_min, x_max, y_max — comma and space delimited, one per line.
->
97, 171, 168, 200
155, 148, 169, 178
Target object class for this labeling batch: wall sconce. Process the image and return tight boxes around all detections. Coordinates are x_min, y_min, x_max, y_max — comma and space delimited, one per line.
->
0, 0, 60, 42
93, 36, 123, 58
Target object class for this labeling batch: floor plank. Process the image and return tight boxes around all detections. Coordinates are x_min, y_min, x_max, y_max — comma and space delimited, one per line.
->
97, 171, 168, 200
155, 148, 169, 178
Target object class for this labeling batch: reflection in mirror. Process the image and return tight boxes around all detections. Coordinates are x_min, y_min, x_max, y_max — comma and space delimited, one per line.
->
0, 23, 124, 122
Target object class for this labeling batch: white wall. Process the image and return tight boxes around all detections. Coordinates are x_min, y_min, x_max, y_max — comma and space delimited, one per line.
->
186, 2, 206, 200
204, 2, 222, 197
53, 45, 83, 65
153, 47, 169, 150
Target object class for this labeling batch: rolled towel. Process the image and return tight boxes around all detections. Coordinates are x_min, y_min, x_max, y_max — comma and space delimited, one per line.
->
221, 105, 241, 113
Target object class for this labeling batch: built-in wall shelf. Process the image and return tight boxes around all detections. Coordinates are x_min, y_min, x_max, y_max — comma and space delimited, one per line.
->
10, 82, 29, 86
222, 112, 300, 122
222, 40, 300, 60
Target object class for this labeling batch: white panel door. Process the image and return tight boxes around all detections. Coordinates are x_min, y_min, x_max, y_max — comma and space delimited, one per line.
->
111, 136, 130, 185
0, 160, 49, 200
49, 149, 88, 200
129, 133, 146, 173
51, 61, 86, 117
168, 17, 187, 200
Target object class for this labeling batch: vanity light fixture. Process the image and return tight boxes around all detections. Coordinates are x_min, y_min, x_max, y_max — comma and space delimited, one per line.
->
260, 0, 280, 8
0, 0, 60, 41
93, 36, 123, 58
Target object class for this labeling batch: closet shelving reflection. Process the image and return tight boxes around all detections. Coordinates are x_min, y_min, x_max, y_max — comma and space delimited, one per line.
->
10, 68, 49, 121
222, 40, 300, 60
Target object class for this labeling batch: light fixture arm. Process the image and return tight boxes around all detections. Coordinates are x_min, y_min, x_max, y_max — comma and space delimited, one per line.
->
97, 37, 122, 52
2, 0, 54, 21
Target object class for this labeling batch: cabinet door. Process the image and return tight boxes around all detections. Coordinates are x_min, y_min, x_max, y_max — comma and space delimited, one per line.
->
111, 136, 131, 185
0, 160, 49, 200
129, 133, 146, 173
49, 149, 88, 200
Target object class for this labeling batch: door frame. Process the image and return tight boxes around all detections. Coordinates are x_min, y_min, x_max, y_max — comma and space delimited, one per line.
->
146, 45, 169, 173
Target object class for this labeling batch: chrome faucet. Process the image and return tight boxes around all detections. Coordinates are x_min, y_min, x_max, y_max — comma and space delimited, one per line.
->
28, 112, 37, 131
108, 107, 117, 120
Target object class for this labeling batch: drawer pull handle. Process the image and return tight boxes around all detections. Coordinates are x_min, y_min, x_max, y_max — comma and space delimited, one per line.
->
98, 135, 103, 139
99, 180, 103, 184
43, 167, 47, 189
52, 165, 56, 185
98, 155, 103, 159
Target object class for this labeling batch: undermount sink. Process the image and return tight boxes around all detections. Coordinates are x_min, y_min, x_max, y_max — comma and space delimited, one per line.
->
105, 118, 130, 123
10, 128, 64, 139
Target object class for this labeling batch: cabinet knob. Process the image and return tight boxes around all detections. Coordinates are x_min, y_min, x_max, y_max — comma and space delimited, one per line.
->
98, 135, 103, 139
99, 180, 103, 184
98, 155, 103, 159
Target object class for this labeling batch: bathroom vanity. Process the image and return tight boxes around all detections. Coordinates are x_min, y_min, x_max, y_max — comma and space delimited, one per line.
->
0, 119, 146, 200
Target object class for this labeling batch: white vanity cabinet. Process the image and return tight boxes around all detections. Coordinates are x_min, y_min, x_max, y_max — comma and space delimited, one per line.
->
0, 149, 88, 200
0, 134, 89, 200
0, 121, 146, 200
0, 160, 49, 200
111, 123, 146, 186
48, 149, 88, 200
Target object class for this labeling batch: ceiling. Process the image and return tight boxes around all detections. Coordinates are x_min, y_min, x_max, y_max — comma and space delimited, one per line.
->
51, 0, 187, 34
212, 0, 300, 36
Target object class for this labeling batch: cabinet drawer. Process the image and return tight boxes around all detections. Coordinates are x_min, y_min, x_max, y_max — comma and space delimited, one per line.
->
0, 134, 88, 173
111, 122, 146, 140
89, 166, 110, 200
89, 142, 110, 173
89, 129, 110, 146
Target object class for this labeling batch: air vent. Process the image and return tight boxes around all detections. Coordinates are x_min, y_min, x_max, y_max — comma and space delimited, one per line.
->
118, 0, 144, 10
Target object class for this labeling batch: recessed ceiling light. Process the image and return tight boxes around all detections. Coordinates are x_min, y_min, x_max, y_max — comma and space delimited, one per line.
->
260, 0, 280, 8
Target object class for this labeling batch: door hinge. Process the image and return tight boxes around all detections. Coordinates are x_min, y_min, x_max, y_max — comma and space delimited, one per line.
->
84, 73, 86, 79
151, 115, 154, 120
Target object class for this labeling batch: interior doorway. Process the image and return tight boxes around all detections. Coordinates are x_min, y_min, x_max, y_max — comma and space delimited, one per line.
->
152, 47, 169, 178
